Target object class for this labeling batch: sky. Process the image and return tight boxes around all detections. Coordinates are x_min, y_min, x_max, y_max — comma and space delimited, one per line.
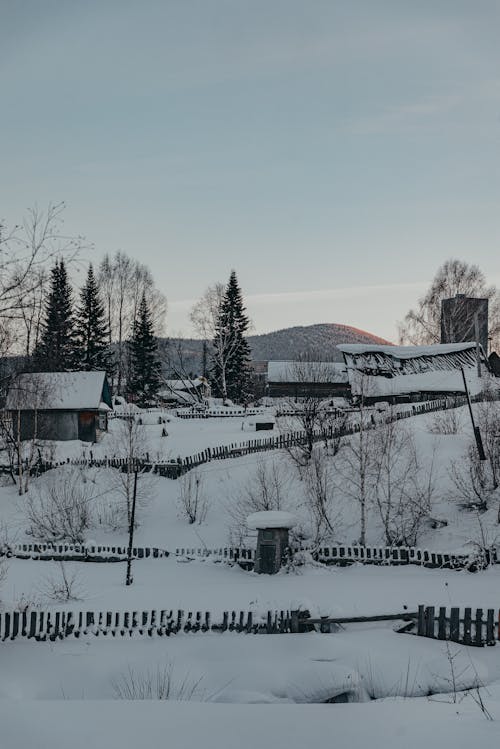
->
1, 0, 499, 341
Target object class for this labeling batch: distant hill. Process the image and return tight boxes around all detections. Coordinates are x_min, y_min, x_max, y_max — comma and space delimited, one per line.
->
247, 324, 392, 362
162, 323, 392, 374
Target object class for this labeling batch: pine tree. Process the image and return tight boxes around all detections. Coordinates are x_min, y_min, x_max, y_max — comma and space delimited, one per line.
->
128, 293, 162, 406
34, 259, 77, 371
212, 270, 252, 403
75, 264, 111, 372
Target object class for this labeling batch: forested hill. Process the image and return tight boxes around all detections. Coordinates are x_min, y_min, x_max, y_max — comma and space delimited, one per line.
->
247, 324, 392, 361
163, 323, 392, 373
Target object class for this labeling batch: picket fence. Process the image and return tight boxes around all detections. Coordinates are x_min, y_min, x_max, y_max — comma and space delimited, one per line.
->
176, 408, 265, 420
2, 604, 499, 646
175, 543, 497, 572
0, 542, 169, 563
414, 605, 500, 647
0, 607, 298, 642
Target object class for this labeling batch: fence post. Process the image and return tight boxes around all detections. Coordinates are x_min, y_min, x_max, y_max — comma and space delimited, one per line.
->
425, 606, 435, 638
449, 608, 460, 642
475, 609, 483, 646
437, 607, 447, 639
463, 608, 472, 645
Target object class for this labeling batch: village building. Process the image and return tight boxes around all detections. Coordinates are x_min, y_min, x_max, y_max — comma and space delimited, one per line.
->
157, 376, 210, 406
266, 360, 350, 399
5, 371, 112, 442
441, 294, 489, 353
337, 342, 492, 404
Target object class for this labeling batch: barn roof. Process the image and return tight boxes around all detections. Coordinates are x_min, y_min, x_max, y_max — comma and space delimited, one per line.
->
337, 342, 478, 359
5, 371, 110, 411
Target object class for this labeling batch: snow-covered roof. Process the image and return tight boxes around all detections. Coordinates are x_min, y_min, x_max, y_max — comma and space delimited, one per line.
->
5, 371, 109, 411
267, 361, 348, 383
161, 378, 206, 392
246, 511, 297, 530
338, 343, 478, 359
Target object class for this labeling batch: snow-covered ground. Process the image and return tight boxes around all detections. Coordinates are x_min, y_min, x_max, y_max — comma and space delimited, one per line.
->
1, 402, 500, 747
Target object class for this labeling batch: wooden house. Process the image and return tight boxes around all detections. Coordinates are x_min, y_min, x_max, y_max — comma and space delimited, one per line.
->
266, 360, 350, 399
5, 371, 112, 442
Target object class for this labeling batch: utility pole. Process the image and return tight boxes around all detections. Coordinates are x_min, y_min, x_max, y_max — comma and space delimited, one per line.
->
126, 468, 138, 586
461, 367, 486, 461
474, 312, 482, 378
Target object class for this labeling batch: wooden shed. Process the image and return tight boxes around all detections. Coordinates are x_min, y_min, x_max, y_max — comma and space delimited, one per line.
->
5, 371, 112, 442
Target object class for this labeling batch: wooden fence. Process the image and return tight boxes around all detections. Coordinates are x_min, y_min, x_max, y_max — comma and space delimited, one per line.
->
0, 542, 169, 563
413, 605, 499, 647
3, 604, 498, 646
0, 392, 493, 481
175, 543, 497, 572
176, 407, 265, 419
0, 607, 298, 641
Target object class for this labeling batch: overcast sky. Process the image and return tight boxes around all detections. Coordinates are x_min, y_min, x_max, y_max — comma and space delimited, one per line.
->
1, 0, 499, 341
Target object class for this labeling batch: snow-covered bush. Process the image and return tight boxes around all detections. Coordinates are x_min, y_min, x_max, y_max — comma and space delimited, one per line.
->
111, 663, 204, 701
24, 468, 92, 543
430, 408, 463, 435
43, 561, 85, 602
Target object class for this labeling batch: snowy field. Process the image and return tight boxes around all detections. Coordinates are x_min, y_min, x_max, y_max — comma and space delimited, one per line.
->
1, 402, 500, 747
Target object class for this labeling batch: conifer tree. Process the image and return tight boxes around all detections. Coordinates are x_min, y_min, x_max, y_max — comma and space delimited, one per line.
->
212, 270, 252, 403
128, 293, 162, 406
75, 264, 111, 372
34, 259, 76, 371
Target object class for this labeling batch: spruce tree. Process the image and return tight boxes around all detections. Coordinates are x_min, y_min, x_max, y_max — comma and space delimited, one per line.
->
128, 293, 162, 406
75, 264, 111, 372
212, 270, 252, 403
34, 259, 77, 371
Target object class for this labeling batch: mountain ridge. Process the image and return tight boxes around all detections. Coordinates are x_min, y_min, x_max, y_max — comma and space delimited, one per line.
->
163, 323, 393, 372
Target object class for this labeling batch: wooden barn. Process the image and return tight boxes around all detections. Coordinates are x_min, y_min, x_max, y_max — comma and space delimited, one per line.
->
5, 371, 112, 442
337, 343, 492, 404
266, 360, 350, 399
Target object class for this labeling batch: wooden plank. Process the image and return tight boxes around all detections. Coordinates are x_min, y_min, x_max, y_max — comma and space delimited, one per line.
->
437, 607, 447, 640
486, 609, 495, 645
475, 609, 483, 647
463, 608, 472, 645
306, 611, 418, 626
425, 606, 435, 638
449, 608, 460, 642
417, 606, 425, 637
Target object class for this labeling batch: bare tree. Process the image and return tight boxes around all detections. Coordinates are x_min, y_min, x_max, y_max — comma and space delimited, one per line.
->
304, 447, 342, 545
2, 372, 56, 494
372, 418, 434, 546
97, 251, 167, 394
276, 358, 344, 465
164, 339, 208, 405
110, 412, 153, 529
226, 458, 291, 543
335, 388, 378, 546
449, 400, 500, 517
177, 471, 209, 524
0, 202, 87, 357
399, 259, 500, 350
190, 282, 225, 342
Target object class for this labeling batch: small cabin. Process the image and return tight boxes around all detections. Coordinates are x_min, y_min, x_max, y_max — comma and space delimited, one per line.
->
5, 371, 112, 442
266, 361, 350, 399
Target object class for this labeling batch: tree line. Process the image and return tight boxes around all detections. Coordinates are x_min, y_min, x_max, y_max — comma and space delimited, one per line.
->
0, 204, 254, 406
